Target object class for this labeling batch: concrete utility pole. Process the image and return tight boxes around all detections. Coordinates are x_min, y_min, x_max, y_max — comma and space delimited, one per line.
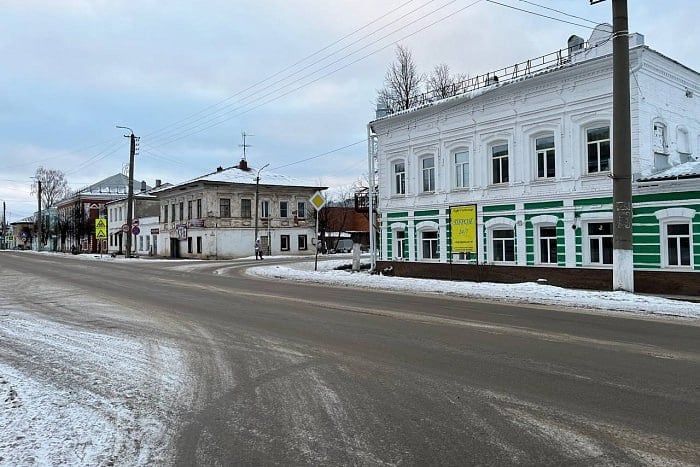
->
611, 0, 634, 291
254, 163, 269, 247
36, 180, 42, 251
2, 201, 6, 249
117, 125, 137, 257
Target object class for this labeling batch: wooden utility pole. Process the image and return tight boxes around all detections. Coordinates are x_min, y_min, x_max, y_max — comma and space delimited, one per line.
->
37, 180, 42, 251
117, 126, 137, 257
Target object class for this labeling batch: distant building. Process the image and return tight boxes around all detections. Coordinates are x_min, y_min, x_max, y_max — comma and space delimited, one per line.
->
55, 174, 150, 253
369, 24, 699, 294
156, 160, 326, 259
320, 206, 369, 252
105, 180, 169, 256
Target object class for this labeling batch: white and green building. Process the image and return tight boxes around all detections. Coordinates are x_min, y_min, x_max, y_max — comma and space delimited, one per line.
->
369, 25, 699, 291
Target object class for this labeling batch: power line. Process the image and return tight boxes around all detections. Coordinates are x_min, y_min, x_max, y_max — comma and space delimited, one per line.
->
485, 0, 599, 29
517, 0, 600, 26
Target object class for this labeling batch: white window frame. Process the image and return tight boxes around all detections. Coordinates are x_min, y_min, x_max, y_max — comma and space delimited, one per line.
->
297, 201, 306, 219
298, 234, 308, 250
652, 119, 668, 154
453, 149, 469, 189
393, 160, 406, 195
656, 208, 696, 269
485, 217, 516, 264
416, 221, 440, 261
390, 223, 406, 260
586, 125, 611, 174
279, 200, 289, 218
420, 155, 435, 193
260, 199, 270, 219
580, 212, 613, 267
535, 134, 556, 179
280, 234, 290, 251
531, 215, 559, 265
490, 142, 509, 185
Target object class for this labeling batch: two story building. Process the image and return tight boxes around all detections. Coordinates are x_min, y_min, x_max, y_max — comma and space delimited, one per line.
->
369, 24, 699, 294
156, 160, 326, 259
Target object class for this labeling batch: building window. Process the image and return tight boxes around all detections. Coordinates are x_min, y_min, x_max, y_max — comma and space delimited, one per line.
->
260, 200, 270, 218
179, 202, 184, 221
163, 205, 168, 223
666, 224, 691, 267
492, 229, 515, 262
196, 199, 202, 218
587, 126, 610, 173
421, 156, 435, 192
280, 201, 289, 218
491, 143, 509, 184
538, 226, 558, 264
587, 222, 613, 265
297, 202, 306, 219
421, 230, 439, 259
171, 204, 176, 222
536, 136, 555, 178
241, 199, 252, 218
298, 234, 307, 250
653, 122, 667, 153
677, 127, 691, 159
196, 236, 202, 254
394, 229, 405, 260
281, 235, 290, 251
187, 237, 193, 254
454, 150, 469, 189
393, 161, 406, 195
187, 200, 193, 220
220, 198, 231, 218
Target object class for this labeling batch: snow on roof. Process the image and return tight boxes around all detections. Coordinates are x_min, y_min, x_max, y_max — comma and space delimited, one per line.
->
167, 164, 326, 191
638, 160, 700, 182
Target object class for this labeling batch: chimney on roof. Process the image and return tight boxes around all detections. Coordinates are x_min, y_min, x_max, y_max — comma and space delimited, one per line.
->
216, 166, 224, 172
140, 180, 147, 192
155, 179, 161, 187
238, 159, 250, 171
568, 35, 585, 58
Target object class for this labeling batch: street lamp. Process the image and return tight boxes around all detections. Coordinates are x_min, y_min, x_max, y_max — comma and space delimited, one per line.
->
253, 163, 270, 250
116, 125, 136, 257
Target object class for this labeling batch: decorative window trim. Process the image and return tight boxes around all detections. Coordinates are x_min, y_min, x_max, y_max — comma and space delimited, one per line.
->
656, 208, 696, 269
531, 215, 559, 265
652, 118, 669, 155
390, 222, 407, 260
580, 212, 613, 267
485, 217, 516, 264
450, 147, 470, 190
416, 221, 439, 261
419, 154, 436, 193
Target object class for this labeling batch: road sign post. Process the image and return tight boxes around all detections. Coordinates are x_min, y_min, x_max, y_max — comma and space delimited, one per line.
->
309, 191, 326, 271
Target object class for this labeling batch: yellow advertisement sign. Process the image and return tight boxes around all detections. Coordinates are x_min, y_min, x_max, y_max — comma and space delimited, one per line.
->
450, 205, 477, 253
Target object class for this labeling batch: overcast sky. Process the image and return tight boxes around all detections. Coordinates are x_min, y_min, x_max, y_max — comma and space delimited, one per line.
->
1, 0, 698, 223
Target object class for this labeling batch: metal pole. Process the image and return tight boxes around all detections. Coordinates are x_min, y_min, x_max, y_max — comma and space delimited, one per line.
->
367, 124, 377, 272
611, 0, 634, 291
37, 180, 42, 251
117, 126, 136, 257
2, 201, 5, 249
254, 163, 269, 252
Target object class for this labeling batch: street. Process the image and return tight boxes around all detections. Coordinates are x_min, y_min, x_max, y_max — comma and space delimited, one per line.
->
1, 251, 699, 465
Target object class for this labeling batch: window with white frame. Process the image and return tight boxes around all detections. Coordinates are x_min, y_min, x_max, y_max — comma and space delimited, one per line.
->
392, 227, 406, 260
453, 150, 469, 189
653, 121, 668, 153
587, 222, 613, 265
666, 223, 691, 267
393, 161, 406, 195
421, 156, 435, 192
536, 135, 555, 179
421, 230, 439, 259
280, 201, 289, 218
538, 226, 558, 264
241, 199, 251, 218
586, 126, 610, 173
298, 234, 307, 250
492, 229, 515, 262
677, 127, 691, 162
260, 200, 270, 218
297, 201, 306, 219
491, 143, 509, 184
656, 208, 695, 268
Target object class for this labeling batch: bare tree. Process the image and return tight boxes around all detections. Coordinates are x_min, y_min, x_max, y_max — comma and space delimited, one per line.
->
31, 167, 69, 209
427, 63, 466, 100
377, 45, 424, 113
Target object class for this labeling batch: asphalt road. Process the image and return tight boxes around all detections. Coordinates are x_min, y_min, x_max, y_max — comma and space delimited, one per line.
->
2, 251, 699, 465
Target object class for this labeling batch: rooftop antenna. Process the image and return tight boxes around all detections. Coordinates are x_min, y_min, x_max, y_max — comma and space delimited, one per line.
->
239, 131, 254, 160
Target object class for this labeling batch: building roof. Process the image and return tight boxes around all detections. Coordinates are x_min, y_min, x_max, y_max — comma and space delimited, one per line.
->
162, 162, 327, 192
638, 159, 700, 182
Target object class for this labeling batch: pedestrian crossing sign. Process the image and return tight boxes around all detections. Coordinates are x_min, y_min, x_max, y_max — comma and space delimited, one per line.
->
95, 218, 107, 239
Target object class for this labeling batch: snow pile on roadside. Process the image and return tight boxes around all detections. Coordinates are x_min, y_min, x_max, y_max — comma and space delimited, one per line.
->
247, 260, 700, 318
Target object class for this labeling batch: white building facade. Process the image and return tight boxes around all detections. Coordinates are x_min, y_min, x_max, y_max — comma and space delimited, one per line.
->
156, 162, 325, 259
370, 25, 700, 283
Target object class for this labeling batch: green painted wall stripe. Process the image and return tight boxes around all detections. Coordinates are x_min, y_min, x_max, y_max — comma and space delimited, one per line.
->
387, 212, 408, 218
524, 200, 564, 210
415, 210, 439, 217
633, 191, 700, 203
574, 197, 612, 206
483, 204, 516, 213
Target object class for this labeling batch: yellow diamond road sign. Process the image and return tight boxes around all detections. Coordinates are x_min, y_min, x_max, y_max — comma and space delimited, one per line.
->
95, 218, 108, 240
309, 191, 326, 211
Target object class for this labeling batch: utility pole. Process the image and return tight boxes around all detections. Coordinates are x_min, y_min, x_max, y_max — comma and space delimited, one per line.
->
254, 163, 270, 248
117, 125, 137, 257
2, 201, 6, 249
37, 180, 42, 251
591, 0, 634, 291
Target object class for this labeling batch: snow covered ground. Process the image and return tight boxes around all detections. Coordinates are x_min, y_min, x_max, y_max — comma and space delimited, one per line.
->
245, 257, 700, 319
